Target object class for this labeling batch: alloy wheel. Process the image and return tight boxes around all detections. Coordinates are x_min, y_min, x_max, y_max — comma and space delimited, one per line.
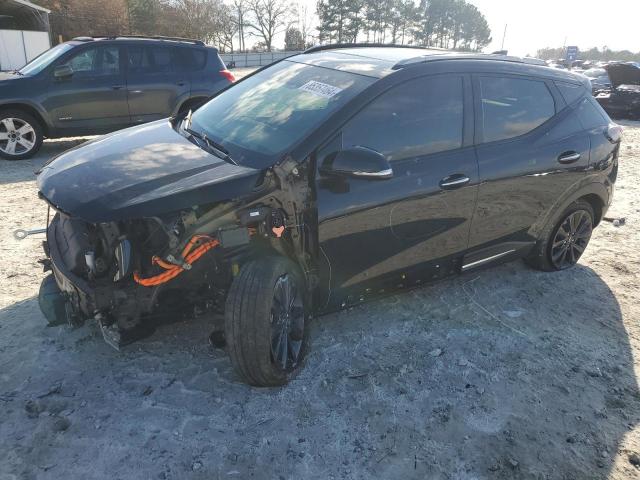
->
550, 209, 593, 269
270, 274, 304, 372
0, 117, 36, 157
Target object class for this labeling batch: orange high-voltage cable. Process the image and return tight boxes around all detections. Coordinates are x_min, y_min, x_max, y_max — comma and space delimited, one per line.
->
132, 228, 262, 287
133, 235, 219, 287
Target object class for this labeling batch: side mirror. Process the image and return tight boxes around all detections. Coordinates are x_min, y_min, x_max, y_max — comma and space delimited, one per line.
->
54, 65, 73, 79
320, 146, 393, 180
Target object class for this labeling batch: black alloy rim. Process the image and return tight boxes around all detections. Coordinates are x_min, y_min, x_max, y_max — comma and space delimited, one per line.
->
550, 210, 593, 269
270, 274, 304, 371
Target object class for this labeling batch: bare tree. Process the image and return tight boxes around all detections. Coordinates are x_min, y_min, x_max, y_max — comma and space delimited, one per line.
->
211, 3, 238, 52
172, 0, 219, 41
41, 0, 129, 40
296, 1, 314, 47
233, 0, 248, 51
246, 0, 294, 51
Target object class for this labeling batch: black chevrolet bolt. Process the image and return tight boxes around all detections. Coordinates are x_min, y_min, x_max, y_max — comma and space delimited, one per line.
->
35, 45, 621, 386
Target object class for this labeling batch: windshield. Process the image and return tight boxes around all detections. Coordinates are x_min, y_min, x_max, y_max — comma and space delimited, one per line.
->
19, 43, 74, 76
190, 60, 375, 168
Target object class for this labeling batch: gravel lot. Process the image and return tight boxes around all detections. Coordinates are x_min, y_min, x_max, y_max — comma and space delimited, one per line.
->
1, 121, 640, 480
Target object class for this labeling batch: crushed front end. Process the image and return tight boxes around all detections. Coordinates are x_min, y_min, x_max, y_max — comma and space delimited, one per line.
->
37, 158, 316, 350
41, 209, 222, 348
32, 114, 318, 351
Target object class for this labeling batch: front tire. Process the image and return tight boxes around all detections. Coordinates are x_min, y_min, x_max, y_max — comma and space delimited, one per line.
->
0, 109, 43, 160
526, 200, 594, 271
224, 256, 308, 387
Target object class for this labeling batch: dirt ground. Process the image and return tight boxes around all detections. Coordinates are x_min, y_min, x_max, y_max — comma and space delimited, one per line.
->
1, 121, 640, 480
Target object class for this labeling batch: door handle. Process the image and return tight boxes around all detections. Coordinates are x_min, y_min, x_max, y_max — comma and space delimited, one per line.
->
176, 81, 187, 86
111, 85, 125, 90
558, 151, 581, 164
439, 174, 470, 190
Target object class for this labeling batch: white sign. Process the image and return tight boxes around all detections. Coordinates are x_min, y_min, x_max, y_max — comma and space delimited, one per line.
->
298, 80, 343, 99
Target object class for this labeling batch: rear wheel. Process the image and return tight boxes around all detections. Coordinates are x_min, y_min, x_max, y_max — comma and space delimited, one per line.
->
0, 110, 43, 160
224, 256, 308, 387
526, 200, 594, 271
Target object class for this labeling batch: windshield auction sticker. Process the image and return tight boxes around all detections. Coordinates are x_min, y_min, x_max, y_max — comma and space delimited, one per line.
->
298, 81, 343, 99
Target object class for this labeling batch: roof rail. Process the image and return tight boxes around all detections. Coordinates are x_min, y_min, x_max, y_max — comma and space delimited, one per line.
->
72, 35, 205, 46
304, 43, 445, 54
393, 53, 547, 69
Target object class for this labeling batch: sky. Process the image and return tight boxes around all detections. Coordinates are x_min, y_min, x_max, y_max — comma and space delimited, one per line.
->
295, 0, 640, 56
467, 0, 640, 56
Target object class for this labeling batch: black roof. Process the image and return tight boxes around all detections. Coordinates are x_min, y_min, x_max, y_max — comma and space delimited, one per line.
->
291, 44, 586, 84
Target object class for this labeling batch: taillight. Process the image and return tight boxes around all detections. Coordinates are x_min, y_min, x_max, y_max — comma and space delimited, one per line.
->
219, 69, 236, 82
605, 123, 623, 143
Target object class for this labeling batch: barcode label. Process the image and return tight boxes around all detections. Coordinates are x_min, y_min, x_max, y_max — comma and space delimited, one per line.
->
298, 81, 343, 99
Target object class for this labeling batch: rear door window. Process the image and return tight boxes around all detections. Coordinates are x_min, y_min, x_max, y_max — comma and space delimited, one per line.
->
479, 76, 555, 143
342, 75, 464, 161
149, 46, 176, 73
127, 46, 152, 73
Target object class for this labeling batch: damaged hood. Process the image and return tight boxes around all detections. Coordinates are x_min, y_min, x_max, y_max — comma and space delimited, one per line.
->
604, 63, 640, 89
37, 120, 263, 222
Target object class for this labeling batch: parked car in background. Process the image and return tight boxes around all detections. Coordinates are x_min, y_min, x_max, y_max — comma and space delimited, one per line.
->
547, 61, 567, 70
595, 62, 640, 118
35, 46, 621, 386
0, 36, 234, 160
582, 67, 612, 93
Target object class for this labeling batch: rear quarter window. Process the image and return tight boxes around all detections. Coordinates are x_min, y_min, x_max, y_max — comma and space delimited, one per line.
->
556, 81, 586, 105
576, 97, 609, 129
479, 76, 555, 143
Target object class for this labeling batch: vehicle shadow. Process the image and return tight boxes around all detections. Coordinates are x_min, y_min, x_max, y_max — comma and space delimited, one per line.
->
0, 137, 92, 185
0, 261, 637, 479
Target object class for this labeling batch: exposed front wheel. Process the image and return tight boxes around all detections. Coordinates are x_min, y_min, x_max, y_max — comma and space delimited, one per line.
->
526, 200, 594, 271
224, 256, 308, 386
0, 110, 43, 160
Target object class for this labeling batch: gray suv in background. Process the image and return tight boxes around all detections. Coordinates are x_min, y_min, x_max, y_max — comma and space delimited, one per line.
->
0, 36, 234, 160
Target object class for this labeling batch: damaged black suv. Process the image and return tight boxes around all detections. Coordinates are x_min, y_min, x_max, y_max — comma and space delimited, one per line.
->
36, 45, 621, 386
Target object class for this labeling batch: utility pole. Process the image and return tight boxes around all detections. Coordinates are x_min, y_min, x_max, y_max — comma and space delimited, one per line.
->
126, 0, 132, 34
501, 24, 507, 50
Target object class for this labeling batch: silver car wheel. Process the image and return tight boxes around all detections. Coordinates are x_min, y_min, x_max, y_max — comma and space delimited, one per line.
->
0, 117, 36, 156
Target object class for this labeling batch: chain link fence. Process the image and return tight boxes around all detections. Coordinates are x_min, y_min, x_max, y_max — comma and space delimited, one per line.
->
220, 51, 303, 68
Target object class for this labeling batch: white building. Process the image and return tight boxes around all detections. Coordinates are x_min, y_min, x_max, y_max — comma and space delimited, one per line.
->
0, 0, 51, 71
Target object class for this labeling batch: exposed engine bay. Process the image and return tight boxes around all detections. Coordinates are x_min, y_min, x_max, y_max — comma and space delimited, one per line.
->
39, 158, 318, 350
596, 63, 640, 119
